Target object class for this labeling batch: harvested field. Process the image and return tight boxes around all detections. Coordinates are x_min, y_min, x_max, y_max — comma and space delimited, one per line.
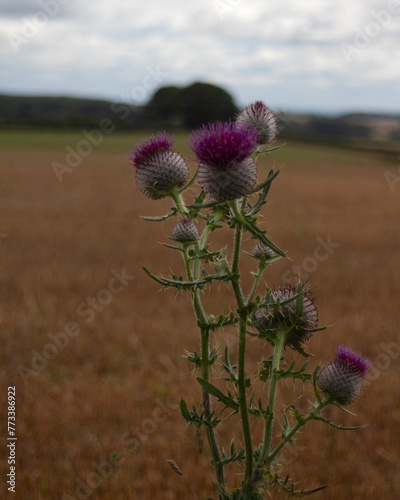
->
0, 131, 399, 499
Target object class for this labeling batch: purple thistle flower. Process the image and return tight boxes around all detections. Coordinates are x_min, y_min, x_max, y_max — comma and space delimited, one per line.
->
190, 122, 259, 168
336, 345, 371, 374
189, 122, 259, 201
172, 218, 199, 243
130, 132, 189, 199
131, 131, 174, 164
236, 101, 278, 145
254, 283, 318, 347
317, 345, 371, 405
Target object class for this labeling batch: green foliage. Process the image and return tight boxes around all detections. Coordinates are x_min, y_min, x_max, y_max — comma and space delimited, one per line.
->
0, 94, 143, 129
146, 82, 238, 128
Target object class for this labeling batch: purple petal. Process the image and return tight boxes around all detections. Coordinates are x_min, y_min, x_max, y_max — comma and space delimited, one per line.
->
336, 344, 371, 374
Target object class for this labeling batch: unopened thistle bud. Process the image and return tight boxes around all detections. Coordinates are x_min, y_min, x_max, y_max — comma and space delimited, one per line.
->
172, 218, 199, 243
236, 101, 278, 145
189, 122, 259, 202
252, 242, 277, 260
254, 283, 318, 347
130, 132, 189, 199
317, 345, 371, 405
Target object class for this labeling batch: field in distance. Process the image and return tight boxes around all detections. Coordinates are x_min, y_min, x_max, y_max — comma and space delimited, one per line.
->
0, 128, 398, 166
0, 130, 399, 499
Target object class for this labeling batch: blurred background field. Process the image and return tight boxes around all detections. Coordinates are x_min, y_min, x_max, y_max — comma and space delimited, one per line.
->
1, 129, 399, 499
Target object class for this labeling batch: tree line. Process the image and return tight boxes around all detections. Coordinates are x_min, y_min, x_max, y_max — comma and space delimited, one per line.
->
2, 81, 394, 141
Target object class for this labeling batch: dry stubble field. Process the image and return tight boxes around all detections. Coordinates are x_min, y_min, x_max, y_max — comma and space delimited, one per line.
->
0, 131, 399, 499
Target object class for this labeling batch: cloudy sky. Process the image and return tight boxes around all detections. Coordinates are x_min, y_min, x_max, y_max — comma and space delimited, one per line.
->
1, 0, 400, 114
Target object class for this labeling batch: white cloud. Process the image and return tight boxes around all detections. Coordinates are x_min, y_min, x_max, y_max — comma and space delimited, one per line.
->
0, 0, 399, 112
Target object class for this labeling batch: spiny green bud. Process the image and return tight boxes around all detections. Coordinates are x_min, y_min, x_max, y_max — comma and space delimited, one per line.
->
254, 283, 318, 348
172, 218, 199, 243
252, 242, 277, 260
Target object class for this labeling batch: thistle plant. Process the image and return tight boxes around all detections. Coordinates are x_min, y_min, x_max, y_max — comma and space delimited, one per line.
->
129, 101, 371, 499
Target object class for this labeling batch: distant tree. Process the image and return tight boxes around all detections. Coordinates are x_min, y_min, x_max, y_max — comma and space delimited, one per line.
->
179, 82, 238, 128
145, 82, 238, 129
145, 86, 183, 127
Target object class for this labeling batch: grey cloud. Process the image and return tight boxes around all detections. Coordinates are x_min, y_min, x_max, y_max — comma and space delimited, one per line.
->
0, 0, 74, 20
0, 0, 399, 114
1, 0, 44, 18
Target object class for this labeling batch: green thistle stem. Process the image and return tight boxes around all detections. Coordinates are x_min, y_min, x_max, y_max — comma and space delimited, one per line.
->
171, 193, 225, 491
182, 245, 193, 280
247, 258, 267, 304
230, 200, 253, 487
257, 331, 286, 466
169, 186, 189, 217
268, 396, 334, 464
238, 312, 253, 487
200, 326, 225, 491
193, 229, 226, 490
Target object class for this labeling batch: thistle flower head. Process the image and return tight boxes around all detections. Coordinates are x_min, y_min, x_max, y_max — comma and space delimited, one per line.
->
130, 132, 189, 199
189, 121, 259, 168
254, 283, 318, 349
172, 218, 199, 243
190, 122, 259, 201
236, 101, 278, 144
252, 242, 277, 260
317, 345, 371, 405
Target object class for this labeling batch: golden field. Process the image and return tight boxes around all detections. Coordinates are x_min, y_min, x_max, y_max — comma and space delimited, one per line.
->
0, 131, 399, 499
